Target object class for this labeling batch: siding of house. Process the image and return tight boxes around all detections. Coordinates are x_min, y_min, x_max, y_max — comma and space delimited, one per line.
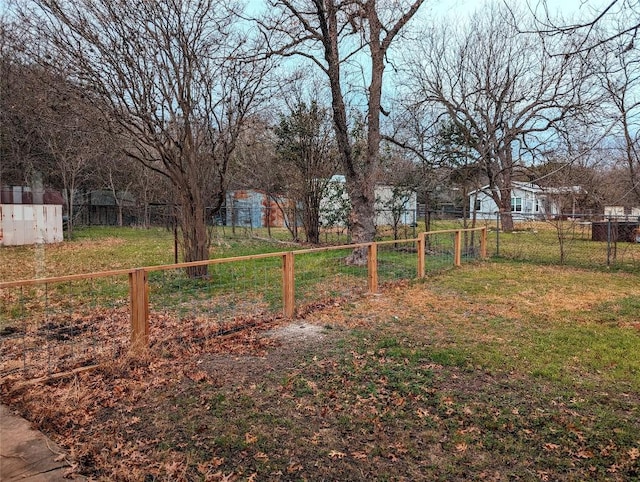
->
469, 183, 557, 220
319, 176, 418, 227
374, 186, 418, 226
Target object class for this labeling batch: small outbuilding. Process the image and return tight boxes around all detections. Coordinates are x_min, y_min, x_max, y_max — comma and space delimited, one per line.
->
225, 190, 296, 228
1, 185, 64, 246
319, 175, 418, 227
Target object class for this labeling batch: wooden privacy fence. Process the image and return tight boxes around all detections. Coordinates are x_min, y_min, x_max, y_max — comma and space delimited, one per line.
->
0, 227, 486, 380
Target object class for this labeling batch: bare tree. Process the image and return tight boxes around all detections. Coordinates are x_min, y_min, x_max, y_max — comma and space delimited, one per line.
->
35, 75, 106, 237
93, 150, 136, 227
22, 0, 271, 277
406, 3, 590, 231
592, 23, 640, 206
528, 0, 640, 55
0, 27, 49, 189
259, 0, 424, 263
431, 121, 485, 229
0, 35, 102, 237
230, 115, 290, 238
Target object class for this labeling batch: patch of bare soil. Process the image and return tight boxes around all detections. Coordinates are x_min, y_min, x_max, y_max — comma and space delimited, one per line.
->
266, 321, 328, 343
200, 321, 342, 386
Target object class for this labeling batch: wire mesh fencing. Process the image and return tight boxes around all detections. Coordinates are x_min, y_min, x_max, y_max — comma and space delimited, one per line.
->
293, 246, 370, 310
0, 272, 131, 382
1, 227, 488, 383
424, 230, 456, 273
377, 239, 419, 283
146, 254, 285, 341
486, 215, 640, 271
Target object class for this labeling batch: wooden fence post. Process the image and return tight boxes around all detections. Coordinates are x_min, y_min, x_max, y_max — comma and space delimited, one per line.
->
480, 226, 487, 259
129, 268, 149, 350
454, 230, 462, 267
368, 243, 378, 293
282, 252, 295, 318
417, 232, 426, 278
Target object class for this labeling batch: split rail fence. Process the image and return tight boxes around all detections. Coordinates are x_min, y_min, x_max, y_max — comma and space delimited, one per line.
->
0, 227, 486, 383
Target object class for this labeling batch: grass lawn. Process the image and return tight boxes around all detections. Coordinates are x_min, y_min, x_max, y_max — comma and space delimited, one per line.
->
2, 255, 639, 480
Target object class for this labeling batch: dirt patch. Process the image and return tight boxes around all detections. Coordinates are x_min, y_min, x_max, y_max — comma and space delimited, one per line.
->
265, 321, 328, 343
200, 321, 341, 386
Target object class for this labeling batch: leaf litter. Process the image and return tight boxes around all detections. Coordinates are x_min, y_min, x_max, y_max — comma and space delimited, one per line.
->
1, 265, 639, 480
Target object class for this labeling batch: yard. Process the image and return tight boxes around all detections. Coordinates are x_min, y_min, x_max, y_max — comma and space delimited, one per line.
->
1, 227, 639, 480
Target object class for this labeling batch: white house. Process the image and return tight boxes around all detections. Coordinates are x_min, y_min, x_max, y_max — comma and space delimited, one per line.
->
469, 182, 571, 221
320, 175, 418, 228
375, 185, 418, 226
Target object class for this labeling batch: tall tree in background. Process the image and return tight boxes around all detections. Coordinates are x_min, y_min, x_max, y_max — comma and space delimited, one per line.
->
593, 22, 640, 206
260, 0, 424, 263
23, 0, 271, 277
35, 76, 104, 239
432, 121, 484, 225
275, 101, 338, 244
0, 16, 55, 190
406, 3, 590, 231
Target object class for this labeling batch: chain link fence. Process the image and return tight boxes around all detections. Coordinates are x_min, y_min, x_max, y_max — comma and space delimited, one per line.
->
71, 201, 640, 272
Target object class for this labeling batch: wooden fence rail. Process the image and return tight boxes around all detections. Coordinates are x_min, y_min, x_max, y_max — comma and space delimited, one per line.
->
1, 227, 487, 353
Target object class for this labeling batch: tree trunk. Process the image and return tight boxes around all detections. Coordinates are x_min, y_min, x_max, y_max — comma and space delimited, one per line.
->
499, 209, 514, 232
178, 190, 209, 278
65, 186, 74, 240
346, 178, 376, 264
303, 191, 321, 244
493, 186, 514, 232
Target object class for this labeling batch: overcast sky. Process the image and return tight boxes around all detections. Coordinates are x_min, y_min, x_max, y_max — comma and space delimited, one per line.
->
439, 0, 614, 23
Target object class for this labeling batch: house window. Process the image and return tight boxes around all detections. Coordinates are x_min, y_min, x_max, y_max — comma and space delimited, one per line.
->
474, 199, 482, 211
535, 199, 540, 212
511, 197, 523, 212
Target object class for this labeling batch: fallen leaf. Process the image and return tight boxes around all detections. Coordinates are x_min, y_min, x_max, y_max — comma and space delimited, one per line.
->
329, 450, 346, 459
575, 449, 594, 459
187, 370, 208, 382
455, 442, 468, 453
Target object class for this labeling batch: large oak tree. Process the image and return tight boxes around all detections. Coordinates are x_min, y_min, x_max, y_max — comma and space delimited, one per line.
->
259, 0, 424, 262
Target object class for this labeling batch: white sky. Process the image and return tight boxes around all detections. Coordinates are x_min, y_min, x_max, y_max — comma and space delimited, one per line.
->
433, 0, 612, 21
